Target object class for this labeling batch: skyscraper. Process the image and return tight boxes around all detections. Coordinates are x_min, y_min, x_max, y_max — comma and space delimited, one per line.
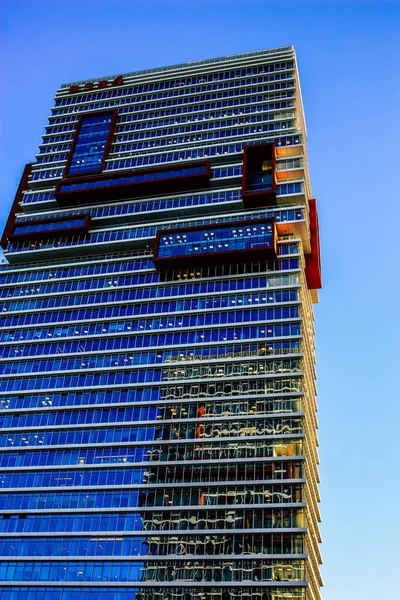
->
0, 46, 322, 600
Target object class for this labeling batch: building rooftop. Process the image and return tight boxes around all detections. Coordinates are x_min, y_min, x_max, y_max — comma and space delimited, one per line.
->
60, 45, 295, 89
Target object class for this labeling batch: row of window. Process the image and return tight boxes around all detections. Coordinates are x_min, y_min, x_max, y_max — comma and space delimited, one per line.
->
104, 137, 302, 173
1, 255, 300, 301
20, 187, 241, 211
150, 398, 302, 419
45, 89, 295, 137
7, 211, 303, 253
116, 98, 294, 127
43, 79, 294, 149
0, 438, 303, 472
109, 121, 294, 155
53, 72, 294, 116
1, 344, 298, 373
157, 223, 275, 259
0, 379, 301, 412
0, 410, 303, 450
2, 506, 305, 534
30, 133, 301, 181
60, 165, 208, 193
115, 110, 292, 142
56, 62, 293, 107
0, 273, 300, 313
12, 219, 87, 236
43, 89, 295, 142
0, 272, 301, 322
125, 439, 303, 463
0, 313, 300, 349
49, 81, 295, 136
113, 116, 292, 149
0, 404, 155, 428
0, 356, 302, 392
0, 353, 301, 379
0, 483, 303, 511
161, 357, 301, 381
276, 158, 303, 171
57, 68, 293, 109
114, 118, 292, 154
0, 332, 293, 364
0, 384, 301, 426
0, 289, 298, 325
38, 142, 72, 156
0, 558, 304, 583
0, 587, 307, 600
0, 532, 305, 557
0, 417, 303, 454
2, 355, 301, 392
0, 508, 304, 534
0, 407, 303, 444
0, 299, 301, 336
0, 258, 154, 286
0, 462, 303, 490
1, 431, 303, 458
38, 100, 295, 156
0, 441, 303, 470
116, 97, 294, 125
152, 419, 303, 444
24, 166, 240, 202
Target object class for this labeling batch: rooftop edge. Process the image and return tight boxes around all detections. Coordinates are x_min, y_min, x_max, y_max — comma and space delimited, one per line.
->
59, 46, 295, 90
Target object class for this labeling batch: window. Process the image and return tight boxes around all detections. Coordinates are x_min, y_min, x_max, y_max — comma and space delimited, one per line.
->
67, 112, 115, 176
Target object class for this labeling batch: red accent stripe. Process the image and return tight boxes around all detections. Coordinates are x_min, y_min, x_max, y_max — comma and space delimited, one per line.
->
305, 198, 322, 289
1, 164, 32, 250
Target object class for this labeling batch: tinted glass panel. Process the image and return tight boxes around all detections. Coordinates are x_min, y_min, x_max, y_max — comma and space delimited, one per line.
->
67, 113, 113, 175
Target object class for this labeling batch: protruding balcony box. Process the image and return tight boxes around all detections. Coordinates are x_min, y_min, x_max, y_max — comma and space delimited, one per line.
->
63, 109, 118, 178
242, 142, 277, 208
8, 214, 92, 243
153, 217, 277, 271
54, 161, 212, 207
305, 199, 322, 290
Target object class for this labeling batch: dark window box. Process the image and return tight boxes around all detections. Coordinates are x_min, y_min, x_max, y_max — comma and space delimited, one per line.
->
55, 162, 211, 207
242, 142, 277, 208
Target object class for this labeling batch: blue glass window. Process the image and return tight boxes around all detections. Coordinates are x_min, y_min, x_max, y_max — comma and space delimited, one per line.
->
12, 219, 86, 236
67, 113, 114, 176
59, 165, 207, 194
157, 222, 274, 259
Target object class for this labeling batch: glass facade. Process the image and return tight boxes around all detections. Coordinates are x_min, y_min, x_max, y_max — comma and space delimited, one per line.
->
156, 222, 275, 261
0, 46, 322, 600
59, 165, 209, 194
67, 112, 114, 176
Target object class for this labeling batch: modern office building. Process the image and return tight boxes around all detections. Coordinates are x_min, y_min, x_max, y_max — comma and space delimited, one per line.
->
0, 46, 322, 600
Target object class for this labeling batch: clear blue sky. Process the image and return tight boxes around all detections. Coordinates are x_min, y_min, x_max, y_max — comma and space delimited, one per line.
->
1, 1, 399, 598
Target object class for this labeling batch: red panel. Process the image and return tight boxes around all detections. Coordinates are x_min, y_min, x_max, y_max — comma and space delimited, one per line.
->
242, 142, 277, 208
305, 198, 322, 290
9, 214, 91, 242
153, 217, 277, 271
55, 161, 212, 206
1, 164, 32, 250
63, 109, 118, 179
